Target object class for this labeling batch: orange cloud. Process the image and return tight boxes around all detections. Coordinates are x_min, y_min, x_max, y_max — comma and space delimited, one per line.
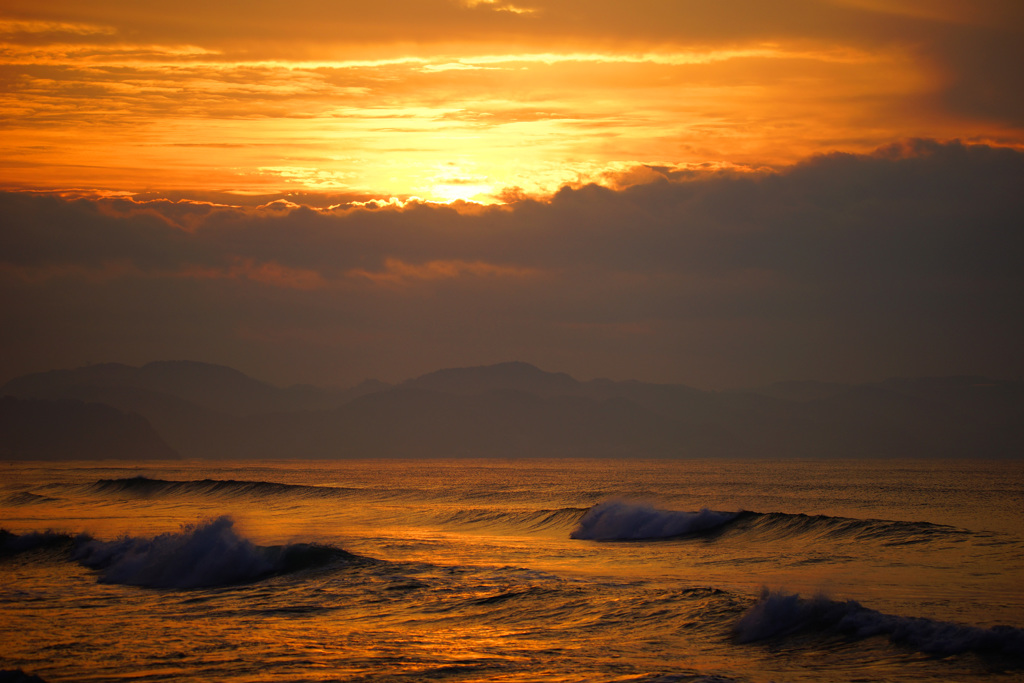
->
1, 140, 1022, 388
179, 259, 328, 290
0, 261, 143, 284
826, 0, 1022, 26
1, 0, 1022, 200
1, 257, 327, 291
348, 258, 538, 286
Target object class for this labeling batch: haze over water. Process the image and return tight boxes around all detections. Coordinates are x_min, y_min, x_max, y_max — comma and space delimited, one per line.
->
3, 458, 1023, 682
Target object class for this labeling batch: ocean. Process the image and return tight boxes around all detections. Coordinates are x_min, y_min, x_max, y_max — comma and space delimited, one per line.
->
1, 458, 1023, 682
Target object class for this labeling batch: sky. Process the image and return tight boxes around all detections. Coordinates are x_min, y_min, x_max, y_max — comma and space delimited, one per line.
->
1, 0, 1023, 389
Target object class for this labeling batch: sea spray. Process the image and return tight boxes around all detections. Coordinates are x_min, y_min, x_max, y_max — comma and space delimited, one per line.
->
734, 588, 1024, 657
0, 529, 73, 557
71, 516, 351, 589
4, 459, 1023, 682
570, 501, 974, 545
570, 500, 739, 540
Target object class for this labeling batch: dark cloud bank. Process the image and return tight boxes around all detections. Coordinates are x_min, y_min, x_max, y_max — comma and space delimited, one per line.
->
2, 140, 1023, 391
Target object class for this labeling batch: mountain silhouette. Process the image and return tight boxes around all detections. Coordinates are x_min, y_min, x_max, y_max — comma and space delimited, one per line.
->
402, 361, 581, 396
0, 396, 178, 460
3, 361, 1022, 460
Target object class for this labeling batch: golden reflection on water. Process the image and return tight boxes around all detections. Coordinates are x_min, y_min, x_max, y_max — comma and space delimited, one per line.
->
2, 459, 1023, 682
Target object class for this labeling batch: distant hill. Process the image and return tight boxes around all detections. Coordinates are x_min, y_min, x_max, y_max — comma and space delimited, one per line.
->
3, 361, 1022, 459
0, 396, 178, 460
2, 360, 388, 415
403, 361, 581, 396
737, 380, 852, 402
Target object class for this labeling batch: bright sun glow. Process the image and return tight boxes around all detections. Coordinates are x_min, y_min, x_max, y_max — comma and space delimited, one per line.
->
429, 182, 499, 203
0, 1, 1021, 201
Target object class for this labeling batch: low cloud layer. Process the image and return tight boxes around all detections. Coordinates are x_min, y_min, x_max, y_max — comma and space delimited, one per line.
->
2, 140, 1022, 388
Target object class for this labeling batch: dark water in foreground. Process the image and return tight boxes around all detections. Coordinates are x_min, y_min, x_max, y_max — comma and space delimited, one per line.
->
1, 459, 1023, 682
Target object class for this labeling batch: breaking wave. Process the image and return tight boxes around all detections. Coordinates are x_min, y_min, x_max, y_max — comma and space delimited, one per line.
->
570, 500, 972, 544
610, 675, 740, 683
441, 507, 587, 532
570, 500, 739, 540
0, 529, 73, 557
740, 511, 971, 545
4, 491, 58, 505
89, 476, 352, 500
70, 516, 354, 589
734, 589, 1024, 658
0, 669, 49, 683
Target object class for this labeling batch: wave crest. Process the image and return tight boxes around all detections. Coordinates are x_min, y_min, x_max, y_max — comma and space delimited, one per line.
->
71, 516, 351, 589
0, 669, 49, 683
734, 589, 1024, 657
4, 491, 58, 506
89, 476, 351, 500
442, 507, 587, 532
746, 512, 968, 545
0, 529, 73, 557
570, 500, 739, 540
570, 500, 974, 545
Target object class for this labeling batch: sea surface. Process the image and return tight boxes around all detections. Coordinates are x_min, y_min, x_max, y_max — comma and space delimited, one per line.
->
1, 459, 1023, 682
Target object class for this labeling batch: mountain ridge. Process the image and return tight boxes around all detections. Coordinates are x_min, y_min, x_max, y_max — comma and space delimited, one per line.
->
3, 360, 1022, 460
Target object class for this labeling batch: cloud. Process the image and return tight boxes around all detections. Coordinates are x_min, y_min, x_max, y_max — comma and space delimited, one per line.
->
1, 140, 1021, 388
0, 19, 117, 36
347, 258, 538, 286
2, 0, 1022, 199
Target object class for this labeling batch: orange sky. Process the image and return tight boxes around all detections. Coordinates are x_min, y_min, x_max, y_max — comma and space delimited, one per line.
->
2, 1, 1023, 389
3, 0, 1022, 202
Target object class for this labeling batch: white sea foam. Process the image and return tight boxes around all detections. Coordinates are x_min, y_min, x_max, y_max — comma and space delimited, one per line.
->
70, 516, 345, 589
5, 459, 1023, 682
734, 588, 1024, 657
570, 500, 739, 540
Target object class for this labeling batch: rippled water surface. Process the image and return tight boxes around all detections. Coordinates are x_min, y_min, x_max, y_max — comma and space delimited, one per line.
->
2, 459, 1023, 682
